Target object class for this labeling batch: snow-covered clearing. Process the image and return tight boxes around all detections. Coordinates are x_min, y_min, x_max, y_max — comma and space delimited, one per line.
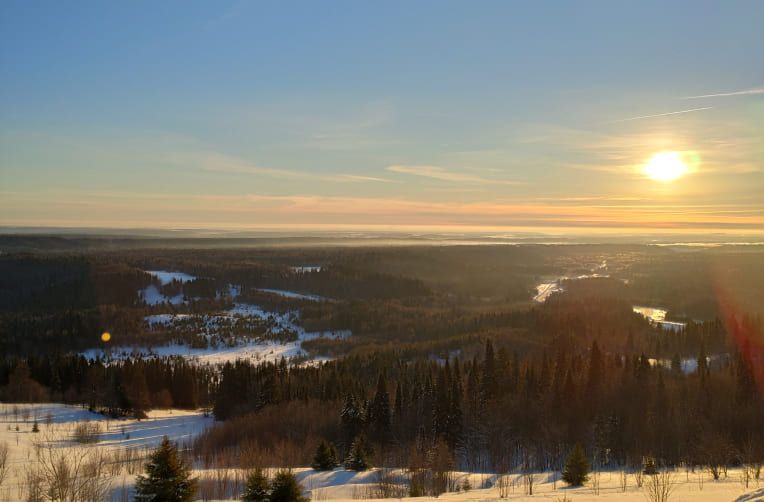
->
83, 301, 350, 365
0, 402, 212, 502
146, 270, 197, 285
138, 270, 198, 306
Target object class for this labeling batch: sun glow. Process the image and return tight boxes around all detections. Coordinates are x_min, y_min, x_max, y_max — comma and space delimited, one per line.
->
644, 151, 689, 182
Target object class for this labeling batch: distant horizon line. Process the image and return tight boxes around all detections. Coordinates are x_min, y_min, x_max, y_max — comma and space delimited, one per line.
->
2, 224, 764, 245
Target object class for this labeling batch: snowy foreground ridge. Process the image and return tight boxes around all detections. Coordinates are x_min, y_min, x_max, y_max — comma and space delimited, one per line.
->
1, 403, 762, 501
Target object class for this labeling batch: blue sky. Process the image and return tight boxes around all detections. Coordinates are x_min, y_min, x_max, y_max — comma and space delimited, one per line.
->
1, 1, 762, 233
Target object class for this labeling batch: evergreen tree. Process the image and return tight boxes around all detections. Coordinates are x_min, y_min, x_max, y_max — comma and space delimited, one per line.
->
562, 444, 590, 486
368, 374, 391, 439
312, 441, 338, 471
735, 349, 756, 404
269, 470, 308, 502
134, 436, 197, 502
340, 394, 363, 443
446, 375, 463, 449
586, 340, 602, 394
242, 468, 269, 502
432, 367, 450, 438
480, 340, 498, 402
344, 434, 372, 471
670, 353, 682, 377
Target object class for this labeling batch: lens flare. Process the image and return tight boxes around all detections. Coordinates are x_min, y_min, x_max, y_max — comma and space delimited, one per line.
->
101, 332, 111, 343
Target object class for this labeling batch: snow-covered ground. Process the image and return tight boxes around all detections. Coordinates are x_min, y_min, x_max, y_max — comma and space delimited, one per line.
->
146, 270, 197, 284
83, 269, 350, 365
533, 281, 563, 303
256, 288, 327, 302
291, 265, 322, 273
0, 403, 212, 502
83, 301, 350, 365
297, 467, 763, 502
139, 270, 197, 305
533, 274, 609, 303
1, 404, 760, 502
633, 306, 687, 332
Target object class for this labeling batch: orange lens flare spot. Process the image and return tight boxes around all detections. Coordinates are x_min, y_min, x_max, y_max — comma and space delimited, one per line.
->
101, 332, 111, 343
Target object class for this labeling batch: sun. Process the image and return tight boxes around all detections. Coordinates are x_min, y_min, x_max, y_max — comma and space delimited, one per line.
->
644, 151, 689, 182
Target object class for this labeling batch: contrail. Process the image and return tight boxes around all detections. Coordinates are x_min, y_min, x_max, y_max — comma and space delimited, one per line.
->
682, 87, 764, 99
614, 107, 713, 123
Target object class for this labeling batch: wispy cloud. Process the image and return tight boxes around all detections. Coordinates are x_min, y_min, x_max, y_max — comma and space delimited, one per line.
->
681, 87, 764, 99
613, 107, 713, 123
386, 165, 516, 184
166, 150, 391, 183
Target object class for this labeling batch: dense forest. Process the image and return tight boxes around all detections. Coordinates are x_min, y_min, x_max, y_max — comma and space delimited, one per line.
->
1, 237, 763, 481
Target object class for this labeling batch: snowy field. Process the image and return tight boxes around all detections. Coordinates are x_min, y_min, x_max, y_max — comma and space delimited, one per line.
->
188, 467, 764, 501
0, 403, 212, 502
297, 468, 763, 502
0, 403, 760, 501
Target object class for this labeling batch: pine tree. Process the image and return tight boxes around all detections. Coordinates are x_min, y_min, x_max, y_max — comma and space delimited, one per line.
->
269, 470, 308, 502
312, 441, 338, 471
562, 444, 590, 486
242, 468, 269, 502
134, 436, 197, 502
344, 434, 372, 471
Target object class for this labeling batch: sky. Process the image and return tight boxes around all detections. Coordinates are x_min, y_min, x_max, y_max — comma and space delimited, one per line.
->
1, 1, 762, 236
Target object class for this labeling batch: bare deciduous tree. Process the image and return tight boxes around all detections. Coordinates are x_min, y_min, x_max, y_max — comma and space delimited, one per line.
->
619, 470, 628, 492
0, 442, 9, 490
644, 469, 676, 502
32, 440, 112, 502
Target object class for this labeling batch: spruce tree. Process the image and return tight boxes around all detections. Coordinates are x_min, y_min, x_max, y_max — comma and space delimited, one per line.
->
269, 470, 308, 502
134, 436, 197, 502
369, 374, 391, 438
242, 468, 269, 502
480, 340, 497, 402
344, 434, 372, 471
312, 441, 338, 471
340, 394, 362, 443
562, 444, 590, 486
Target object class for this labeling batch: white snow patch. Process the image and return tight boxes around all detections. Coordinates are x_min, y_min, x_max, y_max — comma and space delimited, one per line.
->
145, 270, 196, 285
292, 265, 322, 273
633, 306, 687, 332
256, 288, 327, 302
